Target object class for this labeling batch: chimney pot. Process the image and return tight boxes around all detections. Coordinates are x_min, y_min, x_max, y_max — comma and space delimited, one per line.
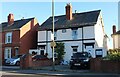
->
8, 13, 14, 25
65, 3, 72, 20
113, 25, 116, 34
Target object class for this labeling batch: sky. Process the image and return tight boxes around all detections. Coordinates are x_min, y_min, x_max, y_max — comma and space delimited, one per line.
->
1, 2, 119, 49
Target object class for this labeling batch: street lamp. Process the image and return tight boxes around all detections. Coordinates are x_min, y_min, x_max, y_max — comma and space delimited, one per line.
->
52, 0, 55, 71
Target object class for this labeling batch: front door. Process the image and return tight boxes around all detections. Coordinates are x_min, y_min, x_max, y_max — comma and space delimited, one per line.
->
4, 47, 11, 60
15, 47, 19, 56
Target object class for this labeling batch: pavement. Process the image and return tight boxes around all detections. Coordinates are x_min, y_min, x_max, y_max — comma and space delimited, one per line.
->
1, 65, 120, 77
31, 65, 90, 73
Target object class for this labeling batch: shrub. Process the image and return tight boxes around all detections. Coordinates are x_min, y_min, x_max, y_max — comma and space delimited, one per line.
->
106, 49, 120, 61
55, 42, 65, 64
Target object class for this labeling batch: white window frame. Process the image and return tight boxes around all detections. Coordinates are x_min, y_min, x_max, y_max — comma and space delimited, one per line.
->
5, 32, 12, 44
72, 29, 78, 40
4, 47, 12, 59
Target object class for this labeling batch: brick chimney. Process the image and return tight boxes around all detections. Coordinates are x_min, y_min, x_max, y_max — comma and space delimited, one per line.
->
8, 13, 14, 25
65, 3, 72, 20
112, 25, 116, 34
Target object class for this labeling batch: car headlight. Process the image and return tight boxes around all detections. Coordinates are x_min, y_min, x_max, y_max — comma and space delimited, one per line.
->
70, 59, 73, 62
83, 59, 89, 62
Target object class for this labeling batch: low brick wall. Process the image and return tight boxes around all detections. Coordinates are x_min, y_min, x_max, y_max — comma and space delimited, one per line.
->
90, 58, 120, 73
90, 58, 102, 72
20, 54, 52, 69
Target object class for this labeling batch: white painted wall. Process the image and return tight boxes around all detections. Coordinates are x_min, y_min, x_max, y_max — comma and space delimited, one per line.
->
95, 14, 104, 48
38, 26, 95, 42
112, 35, 120, 49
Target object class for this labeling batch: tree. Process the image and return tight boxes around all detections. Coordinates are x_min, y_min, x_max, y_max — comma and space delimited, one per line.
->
55, 42, 65, 64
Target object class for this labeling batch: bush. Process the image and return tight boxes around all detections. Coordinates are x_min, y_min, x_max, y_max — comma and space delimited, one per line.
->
55, 42, 65, 64
106, 49, 120, 61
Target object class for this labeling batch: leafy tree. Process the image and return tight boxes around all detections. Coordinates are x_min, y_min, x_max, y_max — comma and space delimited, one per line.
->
55, 42, 65, 64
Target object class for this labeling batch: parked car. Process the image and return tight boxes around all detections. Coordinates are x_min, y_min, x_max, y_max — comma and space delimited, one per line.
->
5, 55, 23, 66
32, 55, 49, 61
70, 52, 91, 69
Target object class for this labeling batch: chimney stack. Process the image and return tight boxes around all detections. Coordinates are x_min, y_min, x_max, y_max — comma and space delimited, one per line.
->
8, 13, 14, 25
112, 25, 116, 34
65, 3, 72, 20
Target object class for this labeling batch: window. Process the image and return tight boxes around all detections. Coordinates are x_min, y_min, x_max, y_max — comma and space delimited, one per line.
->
51, 30, 57, 40
72, 46, 78, 53
62, 29, 66, 33
4, 47, 11, 59
15, 47, 19, 56
95, 49, 103, 58
5, 32, 12, 44
54, 31, 57, 40
72, 29, 78, 40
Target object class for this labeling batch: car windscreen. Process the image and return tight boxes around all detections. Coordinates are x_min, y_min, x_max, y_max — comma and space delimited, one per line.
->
12, 56, 18, 59
12, 55, 21, 59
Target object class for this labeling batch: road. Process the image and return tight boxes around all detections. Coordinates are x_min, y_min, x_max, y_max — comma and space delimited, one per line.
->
1, 66, 120, 77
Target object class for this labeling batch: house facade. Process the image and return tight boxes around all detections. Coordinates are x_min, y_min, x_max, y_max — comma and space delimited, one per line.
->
0, 14, 39, 64
37, 4, 107, 62
111, 25, 120, 49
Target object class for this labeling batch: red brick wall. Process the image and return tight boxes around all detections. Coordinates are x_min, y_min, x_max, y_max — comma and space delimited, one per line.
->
20, 54, 52, 69
20, 19, 38, 55
1, 30, 20, 64
90, 58, 120, 73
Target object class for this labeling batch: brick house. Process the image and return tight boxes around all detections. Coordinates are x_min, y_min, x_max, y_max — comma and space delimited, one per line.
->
0, 14, 39, 64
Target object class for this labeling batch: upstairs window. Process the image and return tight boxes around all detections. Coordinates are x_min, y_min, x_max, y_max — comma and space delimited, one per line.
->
5, 32, 12, 44
72, 29, 78, 40
54, 31, 57, 40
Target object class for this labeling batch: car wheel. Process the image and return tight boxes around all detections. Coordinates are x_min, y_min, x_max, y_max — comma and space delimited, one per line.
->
16, 61, 20, 66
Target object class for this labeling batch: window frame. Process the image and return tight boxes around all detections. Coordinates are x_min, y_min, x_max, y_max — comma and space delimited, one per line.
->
72, 29, 78, 40
5, 32, 12, 44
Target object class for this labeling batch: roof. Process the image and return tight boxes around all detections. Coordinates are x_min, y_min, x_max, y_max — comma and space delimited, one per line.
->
0, 17, 34, 31
113, 30, 120, 35
38, 10, 101, 31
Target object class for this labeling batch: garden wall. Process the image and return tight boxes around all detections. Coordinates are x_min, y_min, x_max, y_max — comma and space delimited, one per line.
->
90, 58, 120, 73
20, 54, 52, 69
